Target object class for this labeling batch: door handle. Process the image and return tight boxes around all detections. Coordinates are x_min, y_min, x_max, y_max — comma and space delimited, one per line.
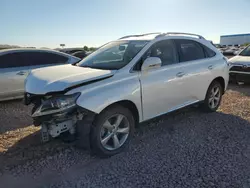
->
176, 72, 185, 77
16, 71, 27, 75
208, 65, 214, 70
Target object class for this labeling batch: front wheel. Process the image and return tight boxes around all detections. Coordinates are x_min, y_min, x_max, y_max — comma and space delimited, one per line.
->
202, 81, 223, 112
90, 105, 135, 157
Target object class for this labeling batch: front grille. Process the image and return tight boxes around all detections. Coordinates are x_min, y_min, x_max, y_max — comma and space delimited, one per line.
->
230, 65, 250, 73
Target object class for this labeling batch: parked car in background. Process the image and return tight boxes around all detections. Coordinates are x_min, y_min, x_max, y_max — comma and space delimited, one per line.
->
0, 48, 80, 101
25, 32, 229, 156
223, 47, 238, 55
72, 50, 87, 59
229, 45, 250, 83
59, 48, 85, 55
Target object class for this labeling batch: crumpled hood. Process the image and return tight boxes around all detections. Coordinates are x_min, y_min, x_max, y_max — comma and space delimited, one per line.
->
229, 55, 250, 64
25, 64, 115, 94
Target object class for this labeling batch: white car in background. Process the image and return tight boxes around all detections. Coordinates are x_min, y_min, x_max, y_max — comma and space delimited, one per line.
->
223, 47, 238, 55
229, 45, 250, 83
0, 49, 80, 101
24, 32, 229, 156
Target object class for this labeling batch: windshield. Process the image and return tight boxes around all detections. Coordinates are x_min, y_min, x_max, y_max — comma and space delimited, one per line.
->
77, 40, 148, 70
239, 46, 250, 56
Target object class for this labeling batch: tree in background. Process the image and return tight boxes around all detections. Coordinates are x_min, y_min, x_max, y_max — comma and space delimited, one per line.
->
83, 46, 89, 51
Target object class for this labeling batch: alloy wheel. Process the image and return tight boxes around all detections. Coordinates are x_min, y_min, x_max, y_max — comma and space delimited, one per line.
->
100, 114, 130, 151
208, 85, 221, 109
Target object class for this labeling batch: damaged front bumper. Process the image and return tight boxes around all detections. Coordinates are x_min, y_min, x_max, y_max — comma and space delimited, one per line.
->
36, 107, 83, 142
24, 92, 96, 144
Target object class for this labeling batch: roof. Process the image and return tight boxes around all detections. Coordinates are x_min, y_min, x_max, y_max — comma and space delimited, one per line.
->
0, 48, 59, 53
119, 33, 160, 41
221, 33, 250, 38
119, 32, 206, 41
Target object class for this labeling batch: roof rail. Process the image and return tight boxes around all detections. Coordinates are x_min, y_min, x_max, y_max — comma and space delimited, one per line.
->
119, 32, 161, 39
156, 32, 205, 39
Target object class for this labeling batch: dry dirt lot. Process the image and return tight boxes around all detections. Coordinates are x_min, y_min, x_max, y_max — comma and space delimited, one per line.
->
1, 84, 250, 187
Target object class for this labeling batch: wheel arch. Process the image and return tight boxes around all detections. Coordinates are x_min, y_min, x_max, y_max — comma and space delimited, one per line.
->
211, 76, 226, 94
100, 100, 140, 125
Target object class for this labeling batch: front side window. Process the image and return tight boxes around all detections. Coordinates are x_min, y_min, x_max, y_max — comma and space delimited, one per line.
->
24, 52, 68, 65
77, 40, 148, 70
38, 52, 69, 65
239, 46, 250, 56
175, 39, 205, 62
143, 40, 178, 66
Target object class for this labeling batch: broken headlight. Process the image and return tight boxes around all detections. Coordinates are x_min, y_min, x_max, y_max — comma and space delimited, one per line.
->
32, 93, 80, 117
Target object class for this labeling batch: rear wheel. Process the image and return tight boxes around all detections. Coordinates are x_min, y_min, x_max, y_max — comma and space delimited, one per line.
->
202, 81, 223, 112
90, 105, 134, 157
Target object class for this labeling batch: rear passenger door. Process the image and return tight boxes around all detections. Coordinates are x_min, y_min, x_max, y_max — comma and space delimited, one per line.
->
174, 39, 217, 102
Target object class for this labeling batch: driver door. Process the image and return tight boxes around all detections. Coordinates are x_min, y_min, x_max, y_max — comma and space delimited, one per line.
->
139, 40, 188, 121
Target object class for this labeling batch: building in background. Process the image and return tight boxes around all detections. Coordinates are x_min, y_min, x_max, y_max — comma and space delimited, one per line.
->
220, 33, 250, 46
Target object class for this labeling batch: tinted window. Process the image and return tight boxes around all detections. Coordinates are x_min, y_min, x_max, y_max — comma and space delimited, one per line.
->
0, 51, 68, 68
144, 40, 178, 66
175, 39, 205, 62
23, 52, 69, 66
0, 52, 23, 68
203, 45, 216, 57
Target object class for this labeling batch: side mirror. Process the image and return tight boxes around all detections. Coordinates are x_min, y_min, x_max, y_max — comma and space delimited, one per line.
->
141, 57, 162, 71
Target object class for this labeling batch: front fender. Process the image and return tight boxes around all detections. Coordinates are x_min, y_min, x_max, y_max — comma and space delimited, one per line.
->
67, 74, 143, 122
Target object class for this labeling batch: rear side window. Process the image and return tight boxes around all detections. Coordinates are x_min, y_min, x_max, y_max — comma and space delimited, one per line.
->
44, 52, 69, 64
175, 39, 205, 62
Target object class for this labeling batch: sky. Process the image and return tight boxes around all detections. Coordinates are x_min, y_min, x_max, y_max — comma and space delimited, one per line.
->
1, 0, 250, 48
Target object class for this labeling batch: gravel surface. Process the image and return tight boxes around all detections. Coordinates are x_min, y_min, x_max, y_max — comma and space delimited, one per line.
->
1, 84, 250, 188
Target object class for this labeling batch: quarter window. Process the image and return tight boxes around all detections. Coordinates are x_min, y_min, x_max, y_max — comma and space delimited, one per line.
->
175, 39, 206, 62
203, 45, 216, 57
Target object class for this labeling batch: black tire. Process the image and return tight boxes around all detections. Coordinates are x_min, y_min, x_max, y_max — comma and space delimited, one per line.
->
90, 105, 135, 157
202, 81, 223, 112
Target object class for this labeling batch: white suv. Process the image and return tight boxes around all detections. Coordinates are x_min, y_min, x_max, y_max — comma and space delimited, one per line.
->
25, 32, 229, 156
